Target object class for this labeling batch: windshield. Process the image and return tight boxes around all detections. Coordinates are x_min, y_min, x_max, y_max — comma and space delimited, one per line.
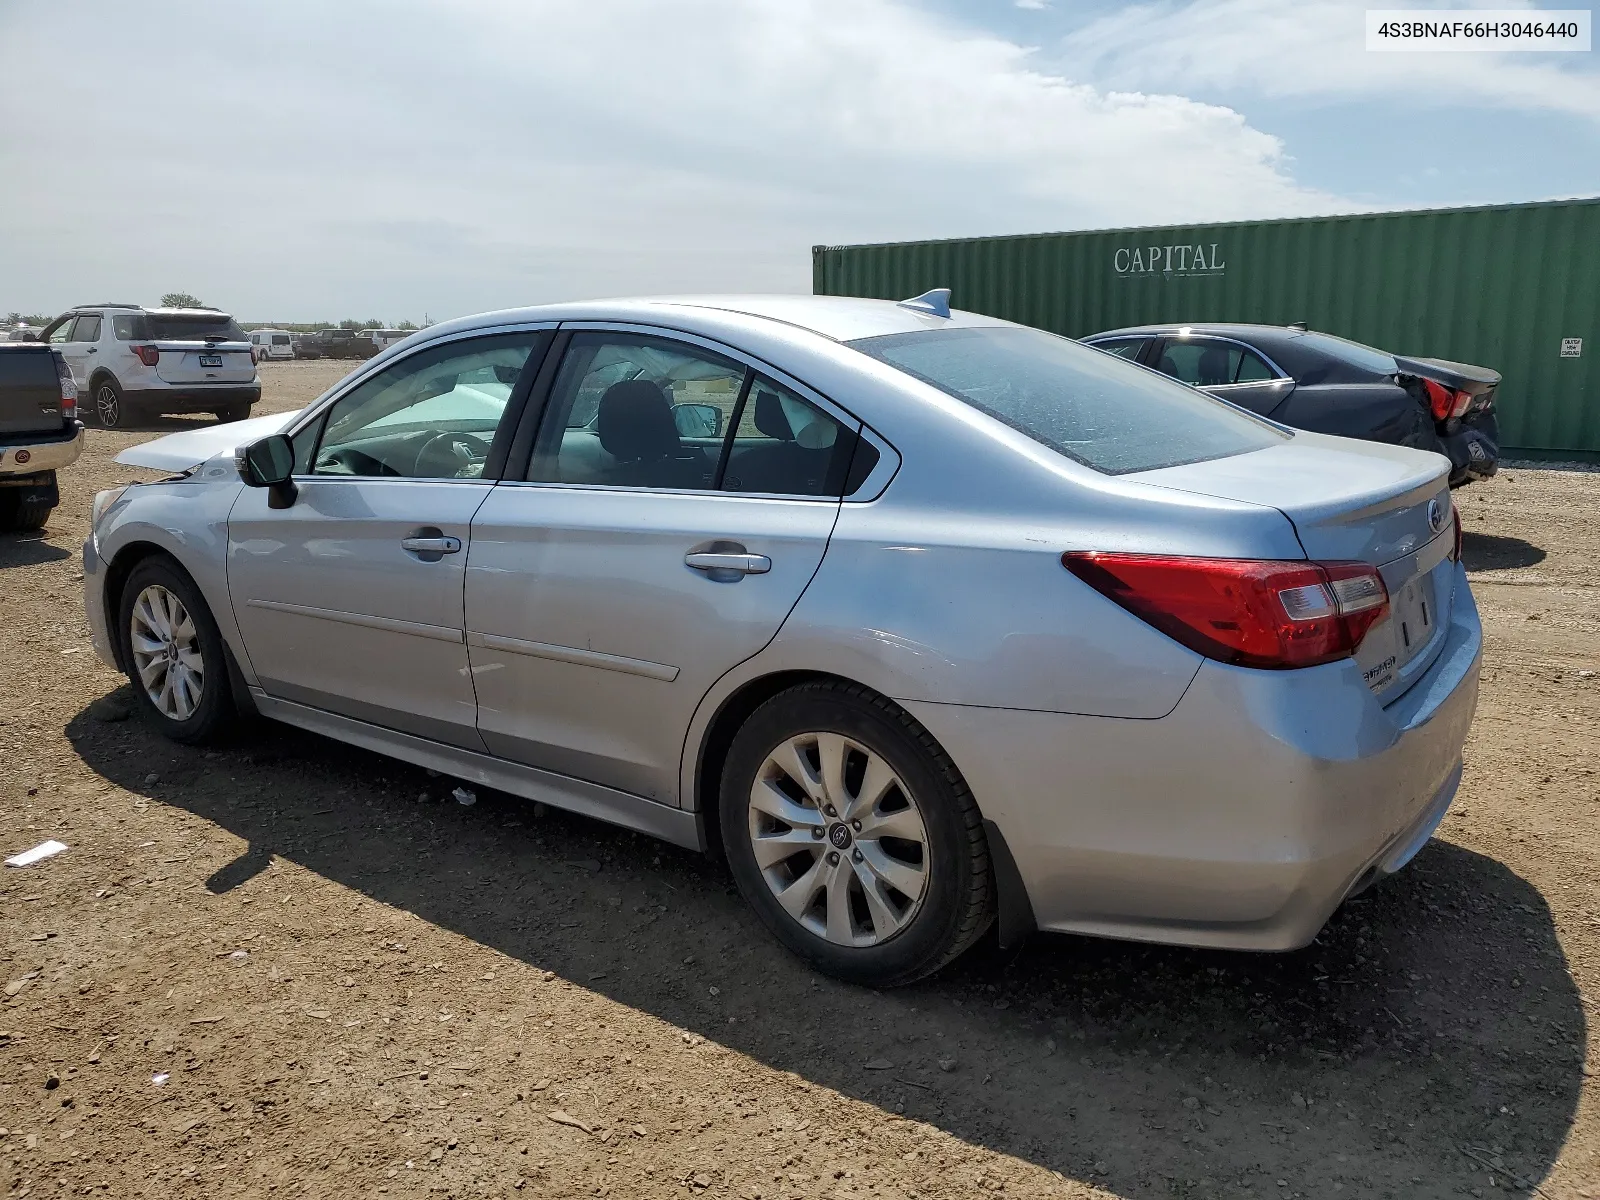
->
146, 314, 246, 341
849, 326, 1287, 474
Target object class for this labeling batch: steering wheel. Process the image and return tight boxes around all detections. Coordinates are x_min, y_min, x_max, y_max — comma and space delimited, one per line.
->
416, 431, 493, 478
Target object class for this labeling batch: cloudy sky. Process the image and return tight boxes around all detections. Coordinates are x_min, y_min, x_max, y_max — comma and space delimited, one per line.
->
1, 0, 1595, 323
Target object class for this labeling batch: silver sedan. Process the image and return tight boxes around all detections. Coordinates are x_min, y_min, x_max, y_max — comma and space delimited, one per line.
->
83, 293, 1481, 985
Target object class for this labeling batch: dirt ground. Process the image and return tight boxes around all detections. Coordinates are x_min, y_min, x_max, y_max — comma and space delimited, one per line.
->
1, 358, 1596, 1199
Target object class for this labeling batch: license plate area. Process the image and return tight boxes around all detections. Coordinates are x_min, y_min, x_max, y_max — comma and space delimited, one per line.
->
1392, 576, 1435, 668
198, 353, 223, 368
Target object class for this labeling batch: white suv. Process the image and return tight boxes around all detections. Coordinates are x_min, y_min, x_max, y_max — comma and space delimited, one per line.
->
39, 304, 261, 428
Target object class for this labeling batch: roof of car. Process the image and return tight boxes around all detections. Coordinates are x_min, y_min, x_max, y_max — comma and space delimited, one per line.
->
421, 294, 1013, 346
1087, 322, 1314, 345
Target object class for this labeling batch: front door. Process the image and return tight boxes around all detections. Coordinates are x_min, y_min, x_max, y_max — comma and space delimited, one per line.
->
226, 330, 548, 749
45, 314, 99, 391
465, 328, 863, 804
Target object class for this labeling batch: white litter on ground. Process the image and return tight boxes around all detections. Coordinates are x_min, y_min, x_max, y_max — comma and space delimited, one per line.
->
453, 787, 477, 807
5, 840, 68, 868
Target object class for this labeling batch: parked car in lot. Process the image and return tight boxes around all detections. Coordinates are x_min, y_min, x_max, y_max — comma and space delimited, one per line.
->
317, 328, 370, 359
86, 293, 1479, 985
1083, 323, 1500, 487
248, 328, 296, 361
0, 342, 83, 530
291, 332, 325, 359
362, 329, 411, 356
36, 304, 261, 428
6, 326, 43, 343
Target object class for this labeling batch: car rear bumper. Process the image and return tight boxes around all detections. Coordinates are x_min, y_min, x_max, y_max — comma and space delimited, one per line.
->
0, 422, 84, 474
904, 559, 1482, 952
1441, 411, 1498, 486
127, 385, 260, 415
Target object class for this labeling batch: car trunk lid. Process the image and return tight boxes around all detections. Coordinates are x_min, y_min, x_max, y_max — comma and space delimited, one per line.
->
153, 339, 255, 384
0, 346, 68, 437
1133, 431, 1455, 703
1394, 354, 1500, 416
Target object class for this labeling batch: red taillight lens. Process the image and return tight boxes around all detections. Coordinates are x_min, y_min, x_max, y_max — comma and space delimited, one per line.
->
1422, 378, 1452, 420
132, 344, 160, 367
54, 355, 77, 421
1062, 552, 1390, 670
1449, 502, 1463, 562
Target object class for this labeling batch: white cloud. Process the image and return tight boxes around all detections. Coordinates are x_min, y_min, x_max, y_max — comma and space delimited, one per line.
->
0, 0, 1339, 319
1057, 0, 1600, 122
1015, 0, 1050, 9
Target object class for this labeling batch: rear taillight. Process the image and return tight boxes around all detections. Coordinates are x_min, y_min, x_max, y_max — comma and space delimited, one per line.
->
1422, 378, 1452, 420
250, 347, 259, 365
132, 344, 160, 367
1449, 388, 1472, 418
1063, 552, 1390, 670
1449, 502, 1463, 562
54, 354, 77, 421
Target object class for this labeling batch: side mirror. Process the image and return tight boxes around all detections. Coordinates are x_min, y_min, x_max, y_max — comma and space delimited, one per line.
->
672, 402, 723, 439
236, 433, 298, 507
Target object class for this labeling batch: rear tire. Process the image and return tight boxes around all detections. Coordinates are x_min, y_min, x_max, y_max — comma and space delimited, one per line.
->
117, 556, 236, 745
0, 493, 52, 532
215, 402, 251, 422
91, 378, 127, 428
720, 681, 994, 986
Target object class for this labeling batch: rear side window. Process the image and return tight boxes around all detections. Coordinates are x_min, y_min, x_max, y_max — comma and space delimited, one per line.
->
112, 315, 140, 340
72, 315, 103, 343
850, 326, 1286, 475
146, 314, 246, 340
271, 334, 291, 346
720, 376, 858, 498
1292, 331, 1397, 376
1154, 339, 1278, 386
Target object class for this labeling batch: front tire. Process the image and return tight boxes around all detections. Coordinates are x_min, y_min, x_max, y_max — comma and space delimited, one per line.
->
92, 378, 127, 428
117, 556, 236, 744
720, 681, 993, 986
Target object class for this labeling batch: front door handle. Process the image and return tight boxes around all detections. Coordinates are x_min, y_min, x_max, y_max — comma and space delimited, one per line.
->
685, 551, 771, 575
401, 535, 462, 555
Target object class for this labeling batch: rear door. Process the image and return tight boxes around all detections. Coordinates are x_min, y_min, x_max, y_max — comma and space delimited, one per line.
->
465, 326, 860, 804
1151, 335, 1295, 417
227, 329, 551, 748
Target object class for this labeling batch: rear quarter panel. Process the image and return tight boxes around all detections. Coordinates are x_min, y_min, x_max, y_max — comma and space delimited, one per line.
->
1273, 382, 1439, 450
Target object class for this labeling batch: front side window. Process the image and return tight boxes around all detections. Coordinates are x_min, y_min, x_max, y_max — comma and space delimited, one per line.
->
528, 333, 747, 490
311, 333, 540, 479
45, 317, 76, 344
850, 326, 1286, 475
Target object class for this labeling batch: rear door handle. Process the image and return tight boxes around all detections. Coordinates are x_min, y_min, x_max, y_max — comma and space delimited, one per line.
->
685, 551, 770, 574
401, 536, 462, 554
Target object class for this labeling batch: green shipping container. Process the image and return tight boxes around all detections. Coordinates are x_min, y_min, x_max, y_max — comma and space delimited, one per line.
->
813, 198, 1600, 458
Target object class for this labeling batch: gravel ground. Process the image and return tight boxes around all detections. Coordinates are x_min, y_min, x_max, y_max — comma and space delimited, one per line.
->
1, 359, 1596, 1199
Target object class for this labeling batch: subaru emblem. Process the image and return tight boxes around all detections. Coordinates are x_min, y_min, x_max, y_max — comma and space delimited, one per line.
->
1427, 497, 1445, 534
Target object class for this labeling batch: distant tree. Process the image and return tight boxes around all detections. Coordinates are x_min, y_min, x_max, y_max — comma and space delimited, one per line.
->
160, 292, 205, 309
396, 319, 418, 331
362, 318, 383, 329
5, 312, 20, 325
338, 318, 361, 329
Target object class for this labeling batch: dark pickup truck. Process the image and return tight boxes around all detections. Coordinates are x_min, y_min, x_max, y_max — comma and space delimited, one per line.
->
0, 343, 85, 531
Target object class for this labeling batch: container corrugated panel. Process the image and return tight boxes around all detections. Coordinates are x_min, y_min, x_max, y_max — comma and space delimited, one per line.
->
814, 198, 1600, 456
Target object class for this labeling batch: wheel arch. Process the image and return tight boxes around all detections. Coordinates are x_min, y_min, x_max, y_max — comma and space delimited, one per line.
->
101, 540, 257, 717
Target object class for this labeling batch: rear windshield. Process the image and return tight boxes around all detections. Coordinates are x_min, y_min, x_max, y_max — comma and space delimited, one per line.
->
848, 326, 1287, 475
144, 314, 246, 341
271, 334, 291, 345
1291, 331, 1397, 375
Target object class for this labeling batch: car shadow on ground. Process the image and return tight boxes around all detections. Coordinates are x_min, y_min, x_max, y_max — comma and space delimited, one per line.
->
1462, 531, 1546, 572
0, 531, 72, 567
65, 697, 1584, 1198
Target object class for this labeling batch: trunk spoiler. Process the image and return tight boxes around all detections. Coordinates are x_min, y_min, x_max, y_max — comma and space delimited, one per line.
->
1393, 354, 1500, 397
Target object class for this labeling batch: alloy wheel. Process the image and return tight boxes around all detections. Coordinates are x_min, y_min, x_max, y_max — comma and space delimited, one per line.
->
129, 584, 204, 721
95, 385, 120, 427
747, 732, 929, 947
